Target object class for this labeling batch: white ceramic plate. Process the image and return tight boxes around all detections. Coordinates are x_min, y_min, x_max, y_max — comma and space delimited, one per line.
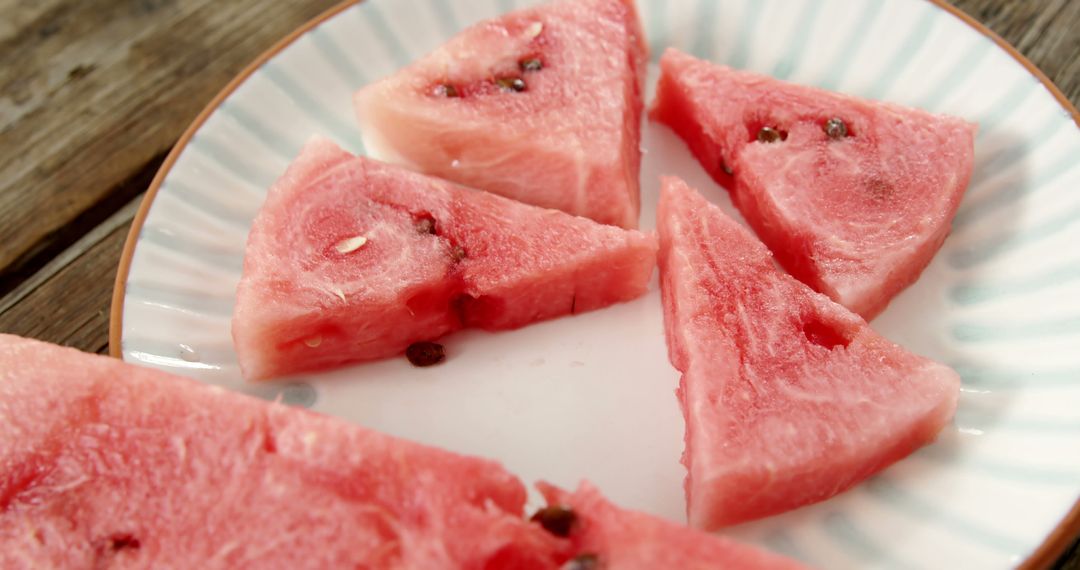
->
113, 0, 1080, 567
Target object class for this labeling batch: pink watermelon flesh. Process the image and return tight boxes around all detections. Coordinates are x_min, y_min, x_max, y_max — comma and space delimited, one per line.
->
0, 334, 568, 569
537, 481, 809, 569
353, 0, 648, 229
651, 48, 975, 319
656, 177, 960, 529
233, 138, 657, 380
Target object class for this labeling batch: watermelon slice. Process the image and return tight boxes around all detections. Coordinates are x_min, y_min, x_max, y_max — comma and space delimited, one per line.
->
233, 138, 657, 380
651, 48, 975, 319
0, 334, 567, 568
353, 0, 648, 229
536, 481, 808, 569
656, 177, 960, 529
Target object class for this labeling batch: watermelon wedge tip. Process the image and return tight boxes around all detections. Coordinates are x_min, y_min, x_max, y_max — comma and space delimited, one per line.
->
656, 176, 961, 529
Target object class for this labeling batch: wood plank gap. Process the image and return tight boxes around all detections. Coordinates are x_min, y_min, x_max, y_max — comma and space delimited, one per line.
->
0, 149, 166, 298
0, 192, 141, 316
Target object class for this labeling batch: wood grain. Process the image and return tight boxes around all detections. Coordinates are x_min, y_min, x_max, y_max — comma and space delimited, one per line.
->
0, 0, 341, 297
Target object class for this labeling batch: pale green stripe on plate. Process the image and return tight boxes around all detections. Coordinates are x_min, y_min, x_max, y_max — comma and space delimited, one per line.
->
917, 38, 992, 110
953, 314, 1080, 341
218, 102, 300, 161
771, 0, 822, 80
865, 4, 937, 101
724, 0, 764, 67
816, 1, 882, 90
355, 1, 414, 67
951, 262, 1080, 305
865, 478, 1028, 553
188, 135, 279, 190
310, 27, 370, 88
261, 63, 367, 153
691, 0, 722, 60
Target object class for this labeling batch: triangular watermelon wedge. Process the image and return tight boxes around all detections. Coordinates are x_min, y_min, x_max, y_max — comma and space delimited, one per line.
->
651, 48, 975, 319
536, 481, 808, 569
233, 138, 657, 380
657, 177, 960, 529
0, 334, 567, 568
353, 0, 648, 229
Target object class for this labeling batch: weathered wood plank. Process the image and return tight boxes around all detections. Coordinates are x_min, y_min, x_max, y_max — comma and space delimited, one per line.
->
0, 196, 137, 354
0, 0, 342, 296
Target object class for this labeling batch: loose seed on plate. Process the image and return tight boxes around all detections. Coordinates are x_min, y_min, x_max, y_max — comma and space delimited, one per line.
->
334, 235, 368, 254
495, 77, 527, 92
406, 341, 445, 367
530, 505, 577, 537
757, 126, 783, 143
561, 554, 600, 570
824, 117, 848, 139
520, 58, 543, 72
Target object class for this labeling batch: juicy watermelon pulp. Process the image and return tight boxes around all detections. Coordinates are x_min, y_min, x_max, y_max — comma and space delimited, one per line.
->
651, 48, 975, 319
233, 138, 657, 380
353, 0, 648, 229
537, 481, 808, 569
657, 177, 960, 529
0, 335, 566, 568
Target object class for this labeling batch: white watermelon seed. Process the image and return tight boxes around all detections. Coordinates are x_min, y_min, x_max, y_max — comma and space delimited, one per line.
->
304, 336, 322, 348
335, 235, 368, 254
525, 22, 543, 38
331, 287, 346, 301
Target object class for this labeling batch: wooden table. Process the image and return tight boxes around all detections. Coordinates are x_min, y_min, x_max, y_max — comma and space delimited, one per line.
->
1, 0, 1077, 566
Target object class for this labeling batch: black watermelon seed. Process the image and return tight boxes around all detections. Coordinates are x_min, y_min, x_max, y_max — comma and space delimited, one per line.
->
825, 117, 848, 139
530, 505, 577, 537
757, 126, 782, 143
561, 554, 600, 570
108, 534, 141, 551
450, 245, 467, 262
406, 342, 445, 367
721, 160, 734, 176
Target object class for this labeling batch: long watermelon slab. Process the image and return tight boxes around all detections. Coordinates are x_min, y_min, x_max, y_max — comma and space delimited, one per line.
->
354, 0, 648, 229
651, 48, 975, 319
0, 334, 567, 569
233, 138, 657, 380
657, 177, 960, 529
